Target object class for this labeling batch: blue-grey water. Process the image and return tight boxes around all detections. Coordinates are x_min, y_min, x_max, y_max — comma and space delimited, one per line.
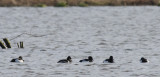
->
0, 6, 160, 77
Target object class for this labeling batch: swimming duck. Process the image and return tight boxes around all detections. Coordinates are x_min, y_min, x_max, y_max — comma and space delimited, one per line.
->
79, 56, 93, 62
140, 57, 149, 63
57, 56, 72, 63
103, 56, 114, 63
10, 56, 24, 63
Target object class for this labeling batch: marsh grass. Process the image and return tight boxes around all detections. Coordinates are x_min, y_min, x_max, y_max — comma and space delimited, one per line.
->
55, 2, 68, 7
79, 2, 88, 7
0, 0, 159, 6
36, 4, 47, 7
158, 1, 160, 6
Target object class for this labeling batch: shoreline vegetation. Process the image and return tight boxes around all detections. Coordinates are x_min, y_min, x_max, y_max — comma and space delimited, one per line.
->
0, 0, 159, 7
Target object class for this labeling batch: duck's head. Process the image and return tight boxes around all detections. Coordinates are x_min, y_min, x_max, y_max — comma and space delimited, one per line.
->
67, 56, 72, 61
19, 56, 23, 60
88, 56, 93, 62
109, 56, 113, 60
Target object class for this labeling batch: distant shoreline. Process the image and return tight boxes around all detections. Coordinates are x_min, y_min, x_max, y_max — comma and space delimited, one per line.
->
0, 0, 159, 7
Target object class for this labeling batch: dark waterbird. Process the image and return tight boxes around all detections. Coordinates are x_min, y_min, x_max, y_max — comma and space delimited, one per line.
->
140, 57, 149, 63
57, 56, 72, 63
10, 56, 24, 63
103, 56, 114, 63
79, 56, 93, 62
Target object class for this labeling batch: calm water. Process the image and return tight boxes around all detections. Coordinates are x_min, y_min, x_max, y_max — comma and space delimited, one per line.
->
0, 6, 160, 77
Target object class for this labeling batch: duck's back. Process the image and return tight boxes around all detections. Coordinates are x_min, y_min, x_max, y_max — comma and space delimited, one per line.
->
10, 59, 16, 62
57, 59, 69, 63
79, 59, 89, 62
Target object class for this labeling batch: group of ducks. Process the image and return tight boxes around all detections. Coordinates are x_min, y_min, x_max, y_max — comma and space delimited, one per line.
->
57, 56, 148, 63
10, 56, 149, 63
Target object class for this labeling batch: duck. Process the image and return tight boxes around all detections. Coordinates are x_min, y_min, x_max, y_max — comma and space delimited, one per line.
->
103, 56, 114, 63
79, 56, 93, 62
140, 57, 149, 63
10, 56, 24, 63
57, 56, 72, 63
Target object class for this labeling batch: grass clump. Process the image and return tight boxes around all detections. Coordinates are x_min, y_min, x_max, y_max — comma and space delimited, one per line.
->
36, 4, 47, 7
78, 3, 88, 7
158, 2, 160, 6
55, 2, 67, 7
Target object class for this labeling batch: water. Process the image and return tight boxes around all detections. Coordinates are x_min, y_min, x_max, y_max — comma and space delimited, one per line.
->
0, 6, 160, 77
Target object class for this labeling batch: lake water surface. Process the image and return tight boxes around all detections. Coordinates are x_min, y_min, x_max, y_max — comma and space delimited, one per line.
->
0, 6, 160, 77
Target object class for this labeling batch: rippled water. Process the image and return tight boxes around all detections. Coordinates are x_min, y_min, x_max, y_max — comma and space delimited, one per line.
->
0, 6, 160, 77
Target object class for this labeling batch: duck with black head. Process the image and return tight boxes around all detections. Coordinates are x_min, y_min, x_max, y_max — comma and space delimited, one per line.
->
103, 56, 114, 63
79, 56, 93, 62
57, 56, 72, 63
10, 56, 24, 63
140, 57, 149, 63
